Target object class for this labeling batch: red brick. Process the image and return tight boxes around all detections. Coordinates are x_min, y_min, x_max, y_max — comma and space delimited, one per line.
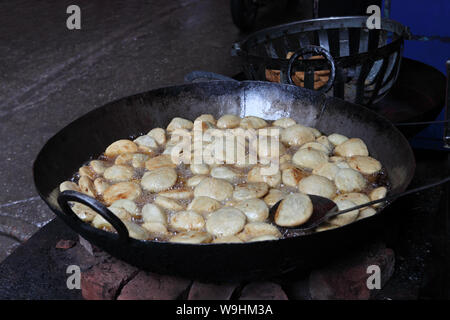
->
81, 258, 139, 300
55, 239, 76, 250
188, 281, 238, 300
239, 282, 288, 300
309, 244, 395, 300
117, 271, 191, 300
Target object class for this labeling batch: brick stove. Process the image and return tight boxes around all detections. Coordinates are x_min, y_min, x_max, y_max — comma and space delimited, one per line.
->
76, 235, 394, 300
63, 149, 449, 300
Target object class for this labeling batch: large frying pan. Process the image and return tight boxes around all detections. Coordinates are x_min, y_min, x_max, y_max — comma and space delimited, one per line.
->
33, 81, 415, 282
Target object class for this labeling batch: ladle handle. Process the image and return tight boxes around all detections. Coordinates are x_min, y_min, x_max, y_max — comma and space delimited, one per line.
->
394, 119, 450, 126
57, 190, 130, 243
332, 175, 450, 217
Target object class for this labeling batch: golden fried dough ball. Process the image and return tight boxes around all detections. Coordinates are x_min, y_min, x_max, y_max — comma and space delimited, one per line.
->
273, 117, 296, 128
142, 203, 167, 225
206, 207, 246, 237
238, 222, 281, 241
170, 211, 205, 232
188, 196, 222, 215
327, 133, 348, 146
263, 189, 285, 207
334, 168, 367, 192
348, 156, 382, 175
103, 182, 142, 205
298, 174, 337, 199
235, 198, 269, 222
166, 117, 194, 132
147, 128, 166, 145
281, 124, 315, 146
274, 193, 313, 227
59, 181, 80, 192
334, 138, 369, 157
194, 177, 234, 201
292, 148, 328, 170
369, 186, 387, 208
105, 140, 138, 157
169, 231, 212, 244
240, 116, 268, 129
141, 167, 177, 192
328, 200, 359, 226
233, 182, 269, 201
217, 114, 240, 129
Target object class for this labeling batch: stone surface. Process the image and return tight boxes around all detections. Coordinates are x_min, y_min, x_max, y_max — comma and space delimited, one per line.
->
0, 235, 20, 263
309, 243, 395, 300
239, 282, 288, 300
0, 219, 85, 299
81, 258, 139, 300
188, 281, 238, 300
117, 271, 191, 300
0, 0, 241, 262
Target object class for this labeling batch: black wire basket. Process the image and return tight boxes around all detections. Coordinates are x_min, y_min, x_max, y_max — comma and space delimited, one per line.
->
232, 16, 411, 106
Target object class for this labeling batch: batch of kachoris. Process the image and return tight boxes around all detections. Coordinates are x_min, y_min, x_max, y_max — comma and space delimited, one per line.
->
59, 113, 389, 243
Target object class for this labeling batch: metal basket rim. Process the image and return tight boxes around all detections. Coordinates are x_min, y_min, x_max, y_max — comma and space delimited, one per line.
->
233, 16, 409, 55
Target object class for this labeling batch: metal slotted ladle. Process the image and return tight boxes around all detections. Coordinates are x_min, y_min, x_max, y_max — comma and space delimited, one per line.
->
269, 176, 450, 232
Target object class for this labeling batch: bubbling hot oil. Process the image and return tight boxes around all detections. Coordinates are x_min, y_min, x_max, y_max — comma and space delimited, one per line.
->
69, 122, 391, 241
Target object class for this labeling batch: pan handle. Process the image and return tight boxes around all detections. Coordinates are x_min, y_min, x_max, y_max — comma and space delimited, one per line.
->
57, 190, 129, 243
184, 71, 238, 83
283, 45, 336, 93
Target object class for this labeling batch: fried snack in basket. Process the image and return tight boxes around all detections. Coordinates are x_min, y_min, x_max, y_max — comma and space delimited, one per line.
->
265, 52, 330, 89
